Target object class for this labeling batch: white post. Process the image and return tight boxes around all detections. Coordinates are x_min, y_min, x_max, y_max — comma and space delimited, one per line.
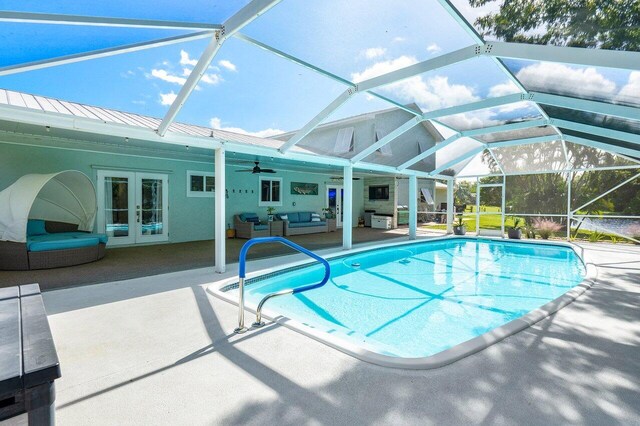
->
214, 147, 226, 273
343, 165, 353, 249
409, 175, 417, 239
567, 171, 572, 241
446, 179, 454, 234
475, 177, 480, 235
501, 177, 506, 238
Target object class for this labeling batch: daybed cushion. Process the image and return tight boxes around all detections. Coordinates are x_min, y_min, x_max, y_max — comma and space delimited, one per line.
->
65, 232, 109, 244
288, 221, 327, 228
27, 234, 100, 252
27, 219, 47, 236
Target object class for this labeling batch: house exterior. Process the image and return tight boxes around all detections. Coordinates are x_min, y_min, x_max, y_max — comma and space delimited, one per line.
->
0, 90, 443, 247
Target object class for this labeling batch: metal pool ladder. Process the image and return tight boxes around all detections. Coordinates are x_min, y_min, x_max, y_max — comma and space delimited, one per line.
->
234, 236, 331, 334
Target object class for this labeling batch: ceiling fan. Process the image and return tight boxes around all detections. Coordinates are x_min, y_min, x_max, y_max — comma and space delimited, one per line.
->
235, 161, 276, 174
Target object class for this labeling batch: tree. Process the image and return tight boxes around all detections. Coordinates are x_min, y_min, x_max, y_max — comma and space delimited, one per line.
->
470, 0, 640, 51
454, 180, 475, 206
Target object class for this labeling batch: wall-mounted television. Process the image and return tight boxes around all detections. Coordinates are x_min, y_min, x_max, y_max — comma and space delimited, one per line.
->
369, 185, 389, 200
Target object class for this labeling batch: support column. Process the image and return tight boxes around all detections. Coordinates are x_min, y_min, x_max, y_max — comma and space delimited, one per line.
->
409, 175, 417, 240
343, 165, 353, 250
567, 171, 572, 241
446, 179, 454, 234
501, 177, 506, 238
214, 147, 226, 273
475, 177, 480, 234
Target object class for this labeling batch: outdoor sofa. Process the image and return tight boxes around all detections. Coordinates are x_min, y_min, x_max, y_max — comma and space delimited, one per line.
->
276, 212, 328, 236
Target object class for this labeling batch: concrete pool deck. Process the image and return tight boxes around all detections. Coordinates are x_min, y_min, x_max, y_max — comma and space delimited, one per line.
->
39, 238, 639, 425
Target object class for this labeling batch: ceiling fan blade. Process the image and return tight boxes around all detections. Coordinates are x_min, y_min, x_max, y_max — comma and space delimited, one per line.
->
235, 169, 254, 172
261, 169, 277, 173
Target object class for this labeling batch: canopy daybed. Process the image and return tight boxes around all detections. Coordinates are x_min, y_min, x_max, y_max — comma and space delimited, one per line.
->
0, 171, 107, 270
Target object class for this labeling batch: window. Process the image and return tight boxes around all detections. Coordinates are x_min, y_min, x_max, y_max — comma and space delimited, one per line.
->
259, 177, 282, 206
333, 127, 354, 154
187, 171, 215, 197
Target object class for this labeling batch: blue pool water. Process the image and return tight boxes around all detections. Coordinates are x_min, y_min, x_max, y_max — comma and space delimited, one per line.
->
242, 239, 586, 358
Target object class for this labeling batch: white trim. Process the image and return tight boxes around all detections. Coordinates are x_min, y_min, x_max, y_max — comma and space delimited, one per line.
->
0, 31, 215, 77
0, 11, 222, 30
258, 176, 283, 207
186, 170, 215, 198
488, 41, 640, 71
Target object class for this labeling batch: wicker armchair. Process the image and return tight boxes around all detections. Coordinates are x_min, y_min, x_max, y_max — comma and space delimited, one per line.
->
234, 214, 270, 239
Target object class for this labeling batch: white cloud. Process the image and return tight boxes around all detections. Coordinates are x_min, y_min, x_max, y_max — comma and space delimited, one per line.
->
150, 69, 186, 85
392, 36, 406, 43
352, 56, 479, 112
210, 117, 284, 138
218, 59, 237, 72
201, 73, 222, 85
362, 47, 387, 59
426, 43, 441, 54
132, 100, 146, 105
159, 92, 177, 106
618, 71, 640, 105
351, 55, 418, 82
488, 80, 520, 98
179, 50, 198, 66
516, 62, 617, 98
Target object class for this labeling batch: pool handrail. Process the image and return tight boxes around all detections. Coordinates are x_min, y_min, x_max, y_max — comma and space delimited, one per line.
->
234, 236, 331, 333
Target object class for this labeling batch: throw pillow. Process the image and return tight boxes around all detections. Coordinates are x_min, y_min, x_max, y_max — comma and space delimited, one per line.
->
280, 214, 289, 221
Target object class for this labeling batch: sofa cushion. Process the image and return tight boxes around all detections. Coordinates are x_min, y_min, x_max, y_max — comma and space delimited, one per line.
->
27, 234, 100, 252
240, 213, 260, 223
288, 221, 327, 228
253, 224, 269, 231
286, 212, 300, 223
298, 212, 312, 223
27, 219, 47, 236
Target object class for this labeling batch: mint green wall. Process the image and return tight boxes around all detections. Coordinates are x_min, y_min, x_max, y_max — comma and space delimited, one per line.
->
225, 168, 364, 226
0, 141, 215, 243
0, 139, 365, 244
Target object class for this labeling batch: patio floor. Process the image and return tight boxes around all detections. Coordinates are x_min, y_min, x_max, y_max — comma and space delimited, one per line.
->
33, 239, 640, 425
0, 227, 443, 290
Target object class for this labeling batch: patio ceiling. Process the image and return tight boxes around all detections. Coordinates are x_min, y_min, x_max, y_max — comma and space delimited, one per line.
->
0, 0, 638, 179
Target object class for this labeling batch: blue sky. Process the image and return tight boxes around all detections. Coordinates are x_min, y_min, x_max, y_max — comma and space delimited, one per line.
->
1, 0, 637, 137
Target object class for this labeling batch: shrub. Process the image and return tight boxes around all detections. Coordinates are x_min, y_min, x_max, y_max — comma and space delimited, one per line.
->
532, 218, 562, 240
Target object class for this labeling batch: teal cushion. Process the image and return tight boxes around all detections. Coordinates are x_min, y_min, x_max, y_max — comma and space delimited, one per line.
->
288, 221, 326, 228
240, 213, 259, 223
27, 219, 47, 236
27, 234, 99, 252
298, 212, 312, 223
253, 224, 269, 231
287, 212, 300, 223
65, 232, 109, 244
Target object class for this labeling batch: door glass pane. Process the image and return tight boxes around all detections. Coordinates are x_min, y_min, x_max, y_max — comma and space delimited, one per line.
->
104, 177, 129, 238
340, 189, 344, 222
328, 188, 337, 208
141, 178, 163, 236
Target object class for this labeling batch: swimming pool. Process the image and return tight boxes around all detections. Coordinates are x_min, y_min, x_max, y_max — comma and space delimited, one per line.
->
215, 237, 593, 369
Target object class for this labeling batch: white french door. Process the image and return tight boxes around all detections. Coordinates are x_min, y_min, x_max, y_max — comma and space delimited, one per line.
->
97, 170, 169, 246
327, 185, 344, 228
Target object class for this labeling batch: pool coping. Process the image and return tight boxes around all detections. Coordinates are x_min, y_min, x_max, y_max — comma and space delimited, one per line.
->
208, 236, 597, 370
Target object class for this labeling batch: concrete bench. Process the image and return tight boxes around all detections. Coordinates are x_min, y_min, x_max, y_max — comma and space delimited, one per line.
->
0, 284, 61, 425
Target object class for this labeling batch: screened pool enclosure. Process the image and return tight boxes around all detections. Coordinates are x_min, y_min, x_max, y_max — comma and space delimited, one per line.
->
0, 0, 638, 272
